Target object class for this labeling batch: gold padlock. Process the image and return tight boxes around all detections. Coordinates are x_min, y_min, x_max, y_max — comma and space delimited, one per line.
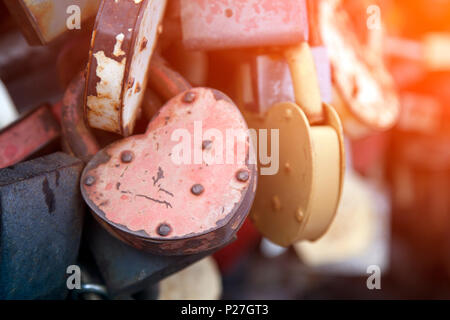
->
246, 43, 345, 247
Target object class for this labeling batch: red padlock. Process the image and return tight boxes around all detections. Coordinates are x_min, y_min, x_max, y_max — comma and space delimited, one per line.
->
81, 56, 257, 255
0, 105, 60, 169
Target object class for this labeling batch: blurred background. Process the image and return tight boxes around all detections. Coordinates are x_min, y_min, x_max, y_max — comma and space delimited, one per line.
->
2, 0, 450, 299
217, 0, 450, 299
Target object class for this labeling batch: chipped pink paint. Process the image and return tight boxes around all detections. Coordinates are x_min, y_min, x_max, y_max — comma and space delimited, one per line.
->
180, 0, 309, 50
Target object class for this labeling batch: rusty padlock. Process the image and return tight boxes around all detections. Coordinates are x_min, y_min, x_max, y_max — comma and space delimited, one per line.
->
0, 104, 61, 169
235, 50, 332, 115
61, 73, 219, 297
246, 43, 345, 247
180, 0, 309, 50
234, 1, 333, 113
84, 0, 167, 136
317, 0, 400, 138
80, 55, 257, 255
3, 0, 101, 46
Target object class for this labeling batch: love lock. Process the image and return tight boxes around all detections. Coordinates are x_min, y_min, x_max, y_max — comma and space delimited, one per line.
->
246, 43, 345, 247
180, 0, 309, 50
61, 71, 226, 296
235, 50, 332, 114
233, 1, 332, 113
80, 55, 257, 255
85, 0, 167, 136
317, 0, 400, 138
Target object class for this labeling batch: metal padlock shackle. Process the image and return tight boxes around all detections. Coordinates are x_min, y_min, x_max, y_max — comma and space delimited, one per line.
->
62, 72, 100, 163
285, 0, 328, 124
249, 41, 345, 247
285, 43, 324, 125
148, 53, 192, 101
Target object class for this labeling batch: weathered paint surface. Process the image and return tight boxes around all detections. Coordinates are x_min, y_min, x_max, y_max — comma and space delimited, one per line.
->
82, 88, 256, 254
122, 0, 168, 136
85, 0, 167, 136
87, 51, 127, 133
180, 0, 309, 50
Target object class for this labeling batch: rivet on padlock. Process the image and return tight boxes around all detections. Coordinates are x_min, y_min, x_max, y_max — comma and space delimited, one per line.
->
247, 42, 345, 247
84, 0, 167, 136
81, 55, 257, 255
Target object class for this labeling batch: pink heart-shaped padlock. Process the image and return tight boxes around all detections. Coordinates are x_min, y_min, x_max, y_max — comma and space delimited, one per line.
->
81, 88, 257, 255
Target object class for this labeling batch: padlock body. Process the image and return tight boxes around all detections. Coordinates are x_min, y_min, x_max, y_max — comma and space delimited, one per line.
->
82, 88, 256, 255
247, 103, 344, 246
180, 0, 309, 50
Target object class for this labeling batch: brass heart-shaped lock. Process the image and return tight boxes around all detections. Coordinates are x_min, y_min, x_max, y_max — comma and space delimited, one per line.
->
246, 43, 345, 247
81, 87, 257, 255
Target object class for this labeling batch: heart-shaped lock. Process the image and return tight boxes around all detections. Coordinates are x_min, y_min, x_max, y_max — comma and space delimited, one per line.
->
81, 87, 257, 255
246, 43, 345, 247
